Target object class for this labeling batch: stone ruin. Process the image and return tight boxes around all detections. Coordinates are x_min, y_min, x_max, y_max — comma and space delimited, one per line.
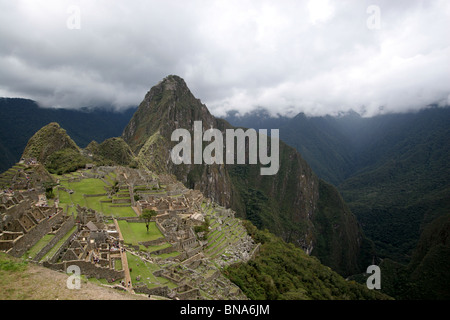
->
0, 191, 69, 258
43, 205, 124, 283
1, 165, 258, 300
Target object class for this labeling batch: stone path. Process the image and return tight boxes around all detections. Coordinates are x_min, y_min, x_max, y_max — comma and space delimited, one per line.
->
114, 218, 134, 293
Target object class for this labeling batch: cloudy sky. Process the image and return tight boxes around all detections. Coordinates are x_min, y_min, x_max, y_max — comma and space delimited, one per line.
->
1, 0, 449, 117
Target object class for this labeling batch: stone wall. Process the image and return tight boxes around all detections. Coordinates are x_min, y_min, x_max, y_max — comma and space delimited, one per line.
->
33, 216, 75, 262
150, 244, 177, 256
185, 246, 203, 259
43, 260, 124, 282
6, 211, 65, 258
133, 285, 169, 297
181, 236, 197, 250
47, 227, 78, 263
2, 198, 34, 221
83, 193, 108, 198
112, 198, 131, 204
138, 237, 167, 247
175, 286, 200, 300
249, 243, 261, 260
181, 252, 204, 269
0, 232, 23, 251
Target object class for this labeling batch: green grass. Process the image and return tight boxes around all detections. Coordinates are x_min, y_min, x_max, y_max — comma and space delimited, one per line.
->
104, 172, 117, 185
24, 234, 55, 259
155, 251, 180, 260
144, 242, 172, 253
68, 178, 107, 195
57, 178, 107, 211
0, 253, 28, 272
126, 252, 164, 287
105, 206, 136, 218
84, 195, 108, 212
40, 226, 77, 262
117, 221, 163, 247
115, 259, 122, 271
56, 176, 136, 217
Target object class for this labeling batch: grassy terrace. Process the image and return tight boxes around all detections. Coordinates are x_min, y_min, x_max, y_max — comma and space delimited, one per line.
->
0, 163, 28, 188
117, 221, 163, 249
103, 171, 117, 186
126, 252, 177, 289
204, 210, 247, 258
23, 234, 55, 259
117, 221, 180, 260
54, 171, 136, 218
40, 226, 77, 262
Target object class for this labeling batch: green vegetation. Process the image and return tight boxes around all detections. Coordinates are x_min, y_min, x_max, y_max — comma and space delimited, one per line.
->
21, 122, 80, 162
87, 137, 135, 166
19, 122, 137, 176
194, 217, 210, 240
126, 252, 176, 289
228, 151, 365, 276
0, 98, 136, 173
226, 105, 450, 299
364, 213, 450, 300
117, 221, 163, 249
56, 175, 136, 218
40, 226, 77, 262
142, 209, 157, 233
0, 254, 28, 272
225, 221, 390, 300
24, 234, 55, 259
122, 75, 366, 277
313, 180, 374, 276
46, 148, 89, 175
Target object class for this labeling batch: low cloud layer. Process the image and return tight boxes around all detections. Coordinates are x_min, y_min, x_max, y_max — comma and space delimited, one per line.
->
0, 0, 449, 117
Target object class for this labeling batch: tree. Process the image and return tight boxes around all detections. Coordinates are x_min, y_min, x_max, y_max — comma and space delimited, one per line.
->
141, 209, 157, 233
43, 181, 57, 199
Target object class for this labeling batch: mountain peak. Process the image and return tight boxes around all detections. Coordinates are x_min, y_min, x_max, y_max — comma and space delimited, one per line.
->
143, 75, 192, 103
158, 74, 188, 90
21, 122, 80, 163
123, 75, 213, 154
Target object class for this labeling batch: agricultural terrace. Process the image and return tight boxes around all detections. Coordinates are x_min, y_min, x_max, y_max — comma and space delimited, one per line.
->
54, 170, 136, 218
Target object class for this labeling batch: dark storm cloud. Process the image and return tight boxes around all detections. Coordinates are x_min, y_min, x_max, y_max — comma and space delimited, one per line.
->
0, 0, 449, 117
